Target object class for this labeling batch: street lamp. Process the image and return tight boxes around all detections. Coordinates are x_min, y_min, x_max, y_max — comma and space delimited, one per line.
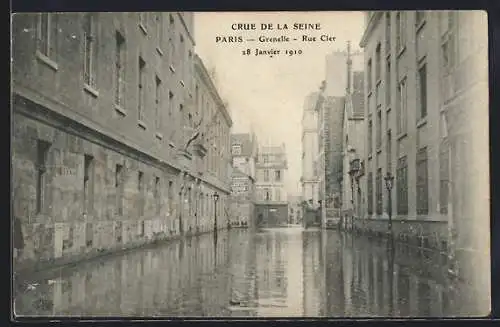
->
213, 192, 219, 234
348, 159, 361, 231
384, 172, 395, 237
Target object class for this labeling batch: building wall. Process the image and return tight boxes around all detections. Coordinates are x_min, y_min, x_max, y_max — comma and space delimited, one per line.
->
255, 145, 288, 205
361, 11, 443, 227
11, 12, 231, 272
301, 93, 320, 204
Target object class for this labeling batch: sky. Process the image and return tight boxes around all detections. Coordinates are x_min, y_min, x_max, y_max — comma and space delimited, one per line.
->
194, 12, 365, 195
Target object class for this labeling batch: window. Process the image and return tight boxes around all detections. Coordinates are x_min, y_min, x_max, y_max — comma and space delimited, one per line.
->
439, 140, 450, 214
138, 171, 144, 216
376, 110, 382, 149
37, 13, 56, 58
276, 189, 281, 201
397, 78, 408, 134
385, 12, 391, 53
376, 168, 383, 215
138, 57, 146, 121
154, 176, 161, 215
396, 156, 408, 215
115, 164, 124, 215
114, 32, 125, 106
386, 57, 391, 106
367, 172, 373, 215
168, 91, 174, 117
168, 181, 174, 215
155, 14, 163, 50
275, 170, 281, 182
441, 12, 457, 75
416, 148, 429, 215
179, 34, 185, 77
367, 59, 372, 91
264, 188, 271, 201
417, 61, 427, 120
396, 11, 406, 51
263, 155, 269, 163
155, 75, 162, 130
368, 119, 373, 154
386, 130, 392, 172
375, 43, 381, 82
232, 145, 242, 155
416, 11, 425, 28
83, 155, 94, 213
264, 170, 269, 182
139, 12, 148, 33
36, 140, 50, 214
83, 13, 97, 88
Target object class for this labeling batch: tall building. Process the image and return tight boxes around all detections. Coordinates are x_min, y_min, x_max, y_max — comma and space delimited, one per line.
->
11, 12, 231, 271
301, 93, 320, 206
340, 45, 366, 229
325, 49, 363, 97
254, 143, 288, 227
359, 11, 489, 313
229, 132, 259, 228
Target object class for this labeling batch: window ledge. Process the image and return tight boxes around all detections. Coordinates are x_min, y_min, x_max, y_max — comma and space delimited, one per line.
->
169, 65, 176, 73
367, 90, 373, 97
397, 45, 406, 58
35, 50, 58, 71
386, 107, 392, 112
139, 23, 148, 35
156, 47, 164, 56
376, 79, 382, 86
114, 104, 127, 116
169, 142, 176, 148
155, 132, 163, 140
180, 80, 185, 87
376, 148, 382, 154
84, 83, 99, 98
368, 153, 373, 160
397, 132, 408, 141
417, 117, 427, 128
138, 120, 147, 130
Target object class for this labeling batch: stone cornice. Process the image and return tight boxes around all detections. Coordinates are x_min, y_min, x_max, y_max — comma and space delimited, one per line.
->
360, 11, 383, 48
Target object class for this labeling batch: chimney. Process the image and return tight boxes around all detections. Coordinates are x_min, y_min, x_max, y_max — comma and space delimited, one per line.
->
346, 40, 353, 94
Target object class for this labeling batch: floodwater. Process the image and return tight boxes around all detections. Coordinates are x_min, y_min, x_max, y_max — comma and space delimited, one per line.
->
14, 227, 482, 317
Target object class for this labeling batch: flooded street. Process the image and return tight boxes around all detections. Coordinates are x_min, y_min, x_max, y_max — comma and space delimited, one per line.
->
15, 227, 477, 317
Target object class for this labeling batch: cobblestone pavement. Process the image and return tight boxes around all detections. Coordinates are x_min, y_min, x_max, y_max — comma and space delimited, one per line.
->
13, 227, 478, 317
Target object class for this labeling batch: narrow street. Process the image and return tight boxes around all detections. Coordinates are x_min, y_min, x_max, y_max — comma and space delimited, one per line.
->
14, 227, 474, 317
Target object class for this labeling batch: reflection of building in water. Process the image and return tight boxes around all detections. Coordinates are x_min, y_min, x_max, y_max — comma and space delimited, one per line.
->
324, 232, 344, 316
301, 231, 325, 316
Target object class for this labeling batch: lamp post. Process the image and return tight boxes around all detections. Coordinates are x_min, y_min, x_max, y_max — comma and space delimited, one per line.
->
348, 159, 360, 232
384, 172, 394, 238
213, 192, 219, 234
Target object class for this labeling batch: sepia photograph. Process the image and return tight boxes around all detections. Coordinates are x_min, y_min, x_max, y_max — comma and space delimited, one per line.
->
11, 10, 490, 318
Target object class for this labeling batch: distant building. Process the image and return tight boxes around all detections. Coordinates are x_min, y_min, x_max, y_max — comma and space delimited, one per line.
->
301, 93, 320, 207
340, 46, 365, 230
229, 132, 259, 228
254, 143, 288, 227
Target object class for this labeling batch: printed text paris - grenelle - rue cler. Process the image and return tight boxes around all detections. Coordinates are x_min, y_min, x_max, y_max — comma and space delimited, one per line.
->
215, 23, 336, 43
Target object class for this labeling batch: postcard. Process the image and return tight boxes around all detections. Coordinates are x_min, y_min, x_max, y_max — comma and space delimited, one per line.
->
11, 11, 490, 318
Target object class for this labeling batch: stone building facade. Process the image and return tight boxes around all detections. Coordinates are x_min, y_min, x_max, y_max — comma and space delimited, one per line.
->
11, 12, 231, 273
301, 93, 320, 206
360, 11, 489, 313
229, 132, 259, 228
254, 144, 289, 227
340, 67, 365, 229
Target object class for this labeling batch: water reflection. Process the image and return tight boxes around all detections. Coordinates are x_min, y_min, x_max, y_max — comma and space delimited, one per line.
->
15, 228, 478, 317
